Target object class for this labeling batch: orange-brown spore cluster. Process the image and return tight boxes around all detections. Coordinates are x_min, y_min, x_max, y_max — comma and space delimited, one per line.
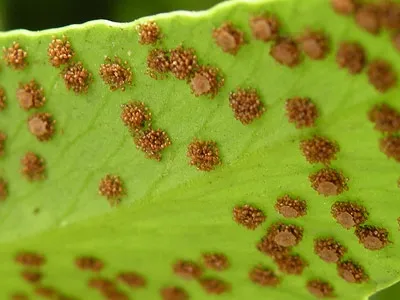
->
306, 279, 335, 298
169, 46, 198, 80
202, 253, 229, 271
213, 22, 245, 55
369, 103, 400, 133
286, 97, 318, 128
249, 14, 280, 42
16, 80, 46, 110
98, 174, 125, 206
314, 237, 347, 263
0, 131, 6, 157
367, 60, 397, 93
0, 87, 6, 111
270, 38, 300, 67
121, 101, 152, 131
135, 129, 171, 161
3, 42, 27, 69
75, 256, 104, 272
267, 222, 304, 247
336, 42, 366, 74
233, 204, 266, 230
62, 62, 92, 93
249, 265, 280, 287
300, 136, 339, 165
0, 177, 7, 201
173, 260, 203, 280
160, 286, 189, 300
275, 195, 307, 218
337, 260, 369, 283
199, 277, 230, 294
229, 88, 265, 125
275, 254, 308, 275
99, 57, 132, 91
331, 201, 368, 229
190, 66, 224, 98
355, 225, 390, 250
309, 168, 348, 196
187, 139, 220, 171
28, 113, 55, 142
380, 135, 400, 162
147, 49, 170, 79
137, 21, 161, 45
298, 30, 329, 60
117, 272, 146, 288
21, 152, 46, 181
48, 36, 74, 67
15, 251, 45, 267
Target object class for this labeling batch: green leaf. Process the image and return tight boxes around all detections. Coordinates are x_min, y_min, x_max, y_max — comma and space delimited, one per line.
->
0, 0, 399, 299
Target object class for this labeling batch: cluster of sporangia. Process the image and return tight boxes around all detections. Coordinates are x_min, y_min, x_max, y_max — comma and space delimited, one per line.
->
2, 0, 400, 299
12, 251, 149, 300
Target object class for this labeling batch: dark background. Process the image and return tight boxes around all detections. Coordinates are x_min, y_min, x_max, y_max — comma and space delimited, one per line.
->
3, 0, 222, 31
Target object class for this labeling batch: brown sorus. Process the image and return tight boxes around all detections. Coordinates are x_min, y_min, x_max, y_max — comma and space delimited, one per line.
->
98, 174, 125, 206
367, 60, 397, 93
331, 201, 368, 229
190, 65, 224, 98
355, 4, 381, 34
314, 237, 347, 263
285, 97, 318, 128
229, 88, 265, 125
331, 0, 357, 15
0, 87, 6, 111
0, 177, 7, 201
275, 195, 307, 218
380, 135, 400, 162
300, 136, 339, 165
298, 30, 329, 60
121, 101, 151, 131
380, 1, 400, 30
99, 57, 132, 91
355, 225, 389, 250
135, 128, 171, 161
34, 286, 58, 299
169, 46, 198, 80
88, 277, 115, 291
267, 222, 303, 247
368, 103, 400, 133
275, 254, 307, 275
16, 80, 46, 110
213, 22, 245, 55
15, 251, 45, 267
147, 49, 170, 79
202, 253, 229, 271
48, 36, 74, 67
160, 286, 189, 300
172, 260, 203, 280
198, 277, 230, 294
309, 168, 348, 197
306, 279, 335, 298
101, 289, 129, 300
249, 265, 280, 287
257, 235, 290, 260
75, 256, 104, 272
10, 293, 29, 300
21, 152, 46, 181
249, 14, 279, 42
0, 131, 6, 157
117, 271, 146, 288
393, 32, 400, 52
137, 21, 161, 45
3, 42, 27, 69
187, 139, 220, 171
28, 113, 55, 142
270, 38, 301, 67
337, 260, 368, 283
62, 62, 92, 93
21, 270, 42, 284
233, 204, 266, 230
336, 42, 365, 74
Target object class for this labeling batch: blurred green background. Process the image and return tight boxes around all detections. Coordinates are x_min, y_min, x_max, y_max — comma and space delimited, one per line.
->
0, 0, 399, 298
